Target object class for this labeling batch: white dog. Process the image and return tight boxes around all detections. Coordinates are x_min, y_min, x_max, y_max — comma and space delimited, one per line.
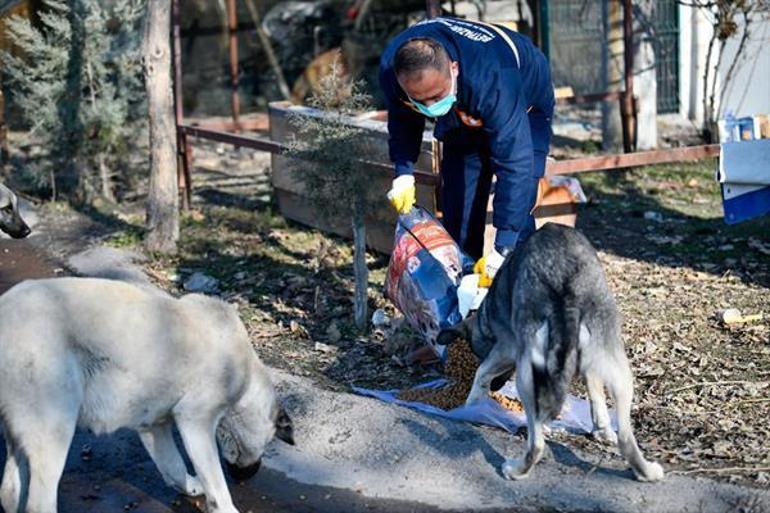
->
0, 277, 294, 513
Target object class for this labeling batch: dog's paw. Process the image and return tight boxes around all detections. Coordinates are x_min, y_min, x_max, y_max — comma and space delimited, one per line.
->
634, 462, 665, 483
501, 459, 531, 481
181, 475, 204, 497
592, 427, 618, 445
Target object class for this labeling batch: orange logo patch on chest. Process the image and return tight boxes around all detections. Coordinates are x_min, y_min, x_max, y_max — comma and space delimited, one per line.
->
455, 108, 484, 128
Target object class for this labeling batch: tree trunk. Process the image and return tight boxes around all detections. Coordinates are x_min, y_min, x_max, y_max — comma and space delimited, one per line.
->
352, 201, 368, 332
602, 0, 624, 151
143, 0, 179, 254
633, 0, 657, 150
85, 59, 115, 201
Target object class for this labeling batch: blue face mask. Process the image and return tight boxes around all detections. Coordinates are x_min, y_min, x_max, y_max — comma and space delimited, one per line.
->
409, 71, 457, 118
411, 94, 456, 117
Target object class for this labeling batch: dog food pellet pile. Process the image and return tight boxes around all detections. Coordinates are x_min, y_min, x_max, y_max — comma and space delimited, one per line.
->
489, 390, 524, 413
397, 339, 523, 413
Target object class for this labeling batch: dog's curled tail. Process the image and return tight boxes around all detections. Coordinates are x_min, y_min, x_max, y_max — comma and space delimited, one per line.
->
533, 300, 580, 421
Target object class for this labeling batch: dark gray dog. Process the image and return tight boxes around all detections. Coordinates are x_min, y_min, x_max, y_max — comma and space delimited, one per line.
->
438, 223, 664, 482
0, 183, 31, 238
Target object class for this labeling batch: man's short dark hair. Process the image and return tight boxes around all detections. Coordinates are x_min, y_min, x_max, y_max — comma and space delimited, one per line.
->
394, 38, 450, 79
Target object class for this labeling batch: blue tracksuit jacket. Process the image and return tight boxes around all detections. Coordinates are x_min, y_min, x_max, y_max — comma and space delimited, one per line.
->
379, 17, 554, 258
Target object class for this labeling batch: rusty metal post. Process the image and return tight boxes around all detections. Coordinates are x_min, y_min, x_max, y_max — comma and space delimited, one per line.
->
172, 0, 191, 210
621, 0, 636, 152
426, 0, 440, 18
226, 0, 240, 129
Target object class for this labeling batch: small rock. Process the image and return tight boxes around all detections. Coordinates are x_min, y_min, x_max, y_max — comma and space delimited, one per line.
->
371, 308, 390, 328
183, 272, 220, 294
643, 211, 664, 222
314, 341, 336, 353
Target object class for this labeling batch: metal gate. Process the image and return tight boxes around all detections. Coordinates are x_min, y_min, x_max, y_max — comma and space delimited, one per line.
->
653, 0, 680, 113
548, 0, 608, 96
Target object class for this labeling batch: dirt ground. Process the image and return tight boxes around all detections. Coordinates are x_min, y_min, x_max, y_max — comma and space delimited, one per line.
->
4, 130, 768, 494
61, 139, 763, 490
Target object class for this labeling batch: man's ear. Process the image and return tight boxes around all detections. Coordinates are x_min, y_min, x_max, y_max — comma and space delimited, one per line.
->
436, 317, 471, 346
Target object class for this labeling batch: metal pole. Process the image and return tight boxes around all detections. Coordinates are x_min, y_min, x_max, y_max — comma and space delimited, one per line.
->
539, 0, 550, 60
621, 0, 636, 152
531, 0, 540, 48
426, 0, 440, 19
172, 0, 191, 210
226, 0, 240, 128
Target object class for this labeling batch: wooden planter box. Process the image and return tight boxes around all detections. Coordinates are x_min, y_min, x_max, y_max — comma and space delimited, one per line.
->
269, 101, 438, 253
268, 101, 578, 254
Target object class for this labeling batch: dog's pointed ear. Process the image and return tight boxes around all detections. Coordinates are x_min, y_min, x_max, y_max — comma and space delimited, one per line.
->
275, 407, 295, 446
436, 318, 471, 346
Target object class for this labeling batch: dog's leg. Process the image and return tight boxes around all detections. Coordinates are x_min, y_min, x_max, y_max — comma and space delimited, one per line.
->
175, 416, 239, 513
580, 323, 616, 444
139, 423, 203, 497
23, 417, 76, 513
585, 372, 617, 445
604, 352, 664, 482
465, 343, 516, 406
1, 437, 22, 513
502, 356, 545, 480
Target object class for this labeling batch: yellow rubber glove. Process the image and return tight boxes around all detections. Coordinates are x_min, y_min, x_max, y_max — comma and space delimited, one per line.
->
474, 248, 506, 288
387, 175, 416, 214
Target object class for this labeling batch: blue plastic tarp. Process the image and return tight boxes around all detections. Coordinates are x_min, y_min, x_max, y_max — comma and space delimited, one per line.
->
354, 380, 616, 434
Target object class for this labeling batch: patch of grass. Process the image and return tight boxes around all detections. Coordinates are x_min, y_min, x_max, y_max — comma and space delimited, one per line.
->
105, 227, 143, 248
577, 159, 770, 273
580, 139, 601, 154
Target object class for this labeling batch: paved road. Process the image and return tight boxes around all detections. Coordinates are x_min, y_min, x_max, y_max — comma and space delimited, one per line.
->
0, 238, 56, 294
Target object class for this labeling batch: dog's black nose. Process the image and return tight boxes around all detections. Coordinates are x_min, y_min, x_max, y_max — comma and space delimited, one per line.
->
9, 225, 31, 239
226, 458, 261, 482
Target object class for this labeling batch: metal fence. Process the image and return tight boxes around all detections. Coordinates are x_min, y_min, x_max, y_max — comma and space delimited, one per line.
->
548, 0, 609, 95
653, 0, 680, 113
547, 0, 680, 113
